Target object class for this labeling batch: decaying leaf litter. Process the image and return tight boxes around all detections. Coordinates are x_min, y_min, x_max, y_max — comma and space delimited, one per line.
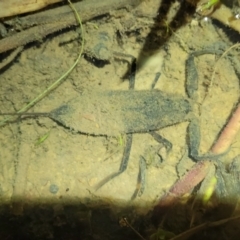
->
0, 0, 240, 238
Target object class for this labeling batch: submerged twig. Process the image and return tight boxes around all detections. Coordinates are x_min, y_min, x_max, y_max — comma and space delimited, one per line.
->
0, 46, 23, 70
211, 102, 240, 154
0, 0, 140, 54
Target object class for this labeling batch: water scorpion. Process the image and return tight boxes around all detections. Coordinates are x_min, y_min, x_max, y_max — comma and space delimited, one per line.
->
0, 49, 221, 199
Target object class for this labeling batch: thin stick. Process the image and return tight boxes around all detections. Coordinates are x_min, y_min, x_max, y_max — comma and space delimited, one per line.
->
122, 218, 146, 240
0, 0, 84, 127
207, 42, 240, 98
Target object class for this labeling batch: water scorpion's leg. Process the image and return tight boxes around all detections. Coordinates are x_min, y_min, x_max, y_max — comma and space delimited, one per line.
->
131, 156, 147, 200
185, 51, 201, 160
132, 131, 172, 200
95, 134, 133, 191
186, 49, 225, 161
149, 131, 172, 153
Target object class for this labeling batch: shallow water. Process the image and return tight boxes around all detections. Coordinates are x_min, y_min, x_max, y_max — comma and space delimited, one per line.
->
0, 0, 240, 239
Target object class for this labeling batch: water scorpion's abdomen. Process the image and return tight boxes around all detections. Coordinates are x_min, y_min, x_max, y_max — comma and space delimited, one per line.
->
50, 90, 192, 136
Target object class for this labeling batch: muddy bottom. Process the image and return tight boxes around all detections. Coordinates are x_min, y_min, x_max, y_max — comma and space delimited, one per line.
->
0, 0, 240, 239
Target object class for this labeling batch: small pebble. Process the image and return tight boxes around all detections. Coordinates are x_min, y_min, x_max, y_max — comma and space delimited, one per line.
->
49, 184, 59, 194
